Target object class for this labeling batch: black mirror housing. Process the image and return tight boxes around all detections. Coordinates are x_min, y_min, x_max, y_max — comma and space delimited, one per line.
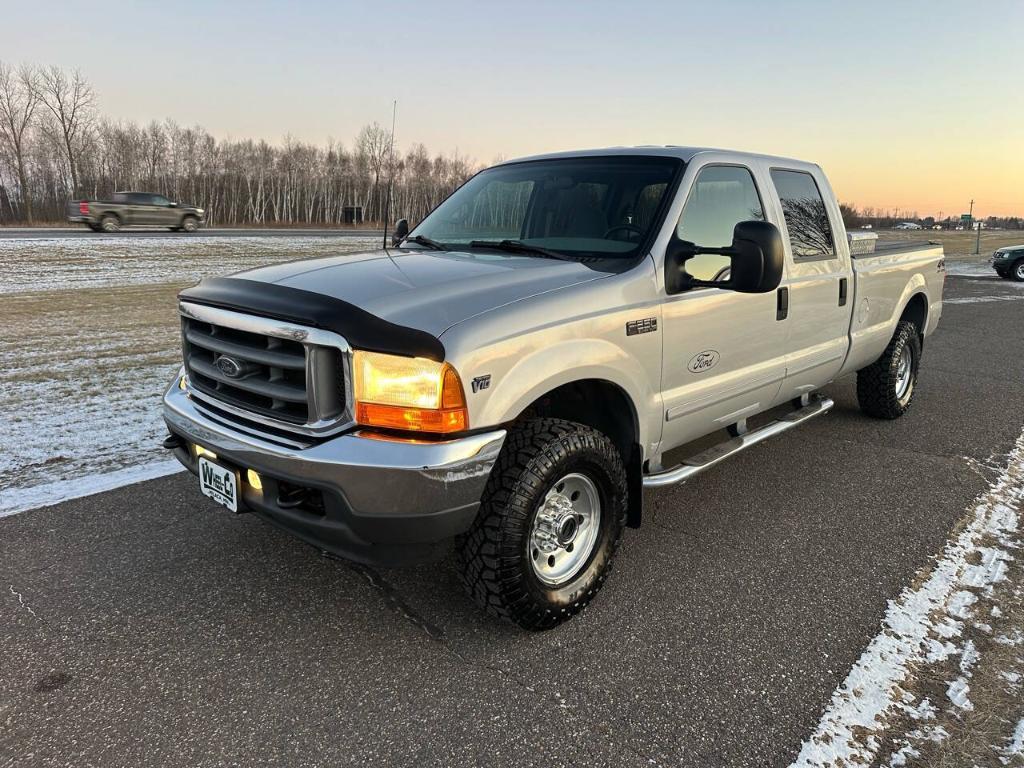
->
729, 220, 784, 293
666, 220, 784, 295
391, 218, 409, 247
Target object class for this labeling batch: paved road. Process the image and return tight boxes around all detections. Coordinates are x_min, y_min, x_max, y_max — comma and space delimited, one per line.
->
1, 275, 1022, 768
0, 227, 382, 240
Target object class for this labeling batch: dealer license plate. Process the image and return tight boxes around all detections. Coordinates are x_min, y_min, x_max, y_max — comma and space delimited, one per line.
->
199, 456, 239, 512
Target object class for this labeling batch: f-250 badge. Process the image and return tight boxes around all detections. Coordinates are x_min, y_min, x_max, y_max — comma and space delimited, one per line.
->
625, 318, 657, 336
687, 350, 720, 373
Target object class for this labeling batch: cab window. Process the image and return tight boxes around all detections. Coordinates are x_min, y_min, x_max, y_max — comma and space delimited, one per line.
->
676, 165, 764, 280
769, 169, 835, 259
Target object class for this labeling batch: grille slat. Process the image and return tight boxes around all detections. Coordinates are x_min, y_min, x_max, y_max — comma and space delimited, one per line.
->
184, 328, 306, 370
180, 306, 351, 436
187, 356, 308, 403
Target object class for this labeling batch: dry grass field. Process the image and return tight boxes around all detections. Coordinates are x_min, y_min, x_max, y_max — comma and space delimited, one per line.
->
876, 229, 1024, 261
0, 236, 379, 512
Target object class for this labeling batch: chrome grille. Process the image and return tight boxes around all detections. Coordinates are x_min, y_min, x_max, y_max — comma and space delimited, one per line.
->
179, 302, 352, 437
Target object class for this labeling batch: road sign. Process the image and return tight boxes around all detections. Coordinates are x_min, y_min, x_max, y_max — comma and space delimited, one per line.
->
960, 213, 972, 221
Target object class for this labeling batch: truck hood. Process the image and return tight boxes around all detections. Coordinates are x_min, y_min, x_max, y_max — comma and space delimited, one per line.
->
235, 248, 615, 337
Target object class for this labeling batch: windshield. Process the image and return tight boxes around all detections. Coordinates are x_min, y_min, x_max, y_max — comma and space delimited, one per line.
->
409, 156, 682, 258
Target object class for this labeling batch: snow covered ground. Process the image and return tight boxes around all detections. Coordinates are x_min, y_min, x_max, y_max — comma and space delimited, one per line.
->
0, 235, 378, 515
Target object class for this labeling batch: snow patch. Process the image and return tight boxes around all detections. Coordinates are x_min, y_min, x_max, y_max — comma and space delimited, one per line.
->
790, 429, 1024, 767
0, 460, 184, 517
1002, 718, 1024, 763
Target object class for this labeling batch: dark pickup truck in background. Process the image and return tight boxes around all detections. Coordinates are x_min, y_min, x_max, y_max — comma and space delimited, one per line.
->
67, 192, 205, 232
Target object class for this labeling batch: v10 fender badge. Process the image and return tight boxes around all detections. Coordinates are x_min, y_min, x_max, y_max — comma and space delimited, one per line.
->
471, 375, 491, 393
687, 350, 720, 373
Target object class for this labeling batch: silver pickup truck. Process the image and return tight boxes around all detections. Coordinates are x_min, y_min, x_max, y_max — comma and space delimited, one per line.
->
163, 147, 944, 630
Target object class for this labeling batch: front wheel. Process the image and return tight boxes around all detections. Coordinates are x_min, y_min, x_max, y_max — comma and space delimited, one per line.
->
455, 418, 627, 631
1011, 260, 1024, 283
856, 320, 921, 419
181, 216, 199, 233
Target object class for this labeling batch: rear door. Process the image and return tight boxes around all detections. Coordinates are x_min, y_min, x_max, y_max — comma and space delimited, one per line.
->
659, 161, 790, 450
768, 168, 854, 400
128, 193, 161, 225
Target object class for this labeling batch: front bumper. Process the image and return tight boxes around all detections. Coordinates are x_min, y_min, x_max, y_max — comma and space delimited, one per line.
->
163, 379, 505, 565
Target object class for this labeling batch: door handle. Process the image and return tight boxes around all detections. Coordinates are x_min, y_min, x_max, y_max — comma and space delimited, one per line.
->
839, 278, 848, 307
776, 287, 789, 321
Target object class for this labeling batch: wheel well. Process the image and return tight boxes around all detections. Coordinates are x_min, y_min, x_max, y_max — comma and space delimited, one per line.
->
900, 293, 928, 344
101, 211, 121, 221
517, 379, 644, 528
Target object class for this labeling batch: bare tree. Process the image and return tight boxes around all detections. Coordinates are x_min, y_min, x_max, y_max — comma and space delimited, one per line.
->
0, 62, 40, 223
36, 66, 95, 195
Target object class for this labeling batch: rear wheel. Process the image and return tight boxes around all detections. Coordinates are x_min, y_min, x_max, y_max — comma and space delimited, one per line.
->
856, 320, 921, 419
100, 215, 121, 233
1012, 260, 1024, 282
181, 216, 199, 233
455, 418, 627, 630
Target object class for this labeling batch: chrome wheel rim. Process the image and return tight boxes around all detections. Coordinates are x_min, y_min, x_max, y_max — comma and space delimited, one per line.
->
184, 218, 197, 232
1016, 262, 1024, 280
895, 346, 912, 399
528, 472, 601, 587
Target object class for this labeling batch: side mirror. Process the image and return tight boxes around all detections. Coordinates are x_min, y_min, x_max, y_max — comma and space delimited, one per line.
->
391, 218, 409, 247
666, 220, 784, 295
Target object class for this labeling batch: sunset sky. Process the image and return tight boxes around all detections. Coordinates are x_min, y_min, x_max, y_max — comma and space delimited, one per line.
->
5, 0, 1022, 217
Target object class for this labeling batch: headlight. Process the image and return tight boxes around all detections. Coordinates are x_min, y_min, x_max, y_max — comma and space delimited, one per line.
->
353, 351, 468, 433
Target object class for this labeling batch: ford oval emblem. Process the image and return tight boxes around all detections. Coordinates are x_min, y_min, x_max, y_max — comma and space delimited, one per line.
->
687, 350, 720, 373
216, 355, 243, 378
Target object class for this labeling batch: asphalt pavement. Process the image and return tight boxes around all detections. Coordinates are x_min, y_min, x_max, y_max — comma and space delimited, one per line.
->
0, 227, 382, 240
1, 274, 1022, 768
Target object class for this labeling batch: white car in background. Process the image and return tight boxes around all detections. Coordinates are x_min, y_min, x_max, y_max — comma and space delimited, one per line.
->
894, 222, 923, 230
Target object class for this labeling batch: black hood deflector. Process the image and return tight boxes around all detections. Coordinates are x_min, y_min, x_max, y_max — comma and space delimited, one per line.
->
179, 277, 446, 361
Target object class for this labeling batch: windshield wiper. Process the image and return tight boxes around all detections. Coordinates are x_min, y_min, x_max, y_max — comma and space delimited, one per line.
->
467, 239, 572, 261
403, 234, 446, 250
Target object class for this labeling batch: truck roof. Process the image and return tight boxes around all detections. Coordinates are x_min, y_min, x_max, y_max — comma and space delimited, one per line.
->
499, 145, 818, 169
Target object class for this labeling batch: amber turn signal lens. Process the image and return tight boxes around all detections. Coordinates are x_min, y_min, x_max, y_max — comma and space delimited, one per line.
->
355, 401, 467, 433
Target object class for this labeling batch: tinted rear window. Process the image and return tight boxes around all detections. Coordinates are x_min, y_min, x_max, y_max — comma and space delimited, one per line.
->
770, 169, 835, 259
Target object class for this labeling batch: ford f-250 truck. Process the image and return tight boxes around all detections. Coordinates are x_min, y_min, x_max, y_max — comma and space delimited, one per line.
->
162, 147, 944, 630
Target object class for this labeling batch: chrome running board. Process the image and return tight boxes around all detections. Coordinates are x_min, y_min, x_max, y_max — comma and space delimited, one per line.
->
643, 395, 834, 489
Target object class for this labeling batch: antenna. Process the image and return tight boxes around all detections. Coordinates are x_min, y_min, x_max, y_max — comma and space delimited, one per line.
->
382, 100, 398, 248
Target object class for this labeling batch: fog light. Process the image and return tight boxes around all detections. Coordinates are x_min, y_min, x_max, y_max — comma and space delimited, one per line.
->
193, 444, 217, 460
246, 469, 263, 491
178, 374, 187, 390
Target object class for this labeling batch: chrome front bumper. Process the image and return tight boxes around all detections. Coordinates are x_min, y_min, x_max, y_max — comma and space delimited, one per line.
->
163, 378, 505, 565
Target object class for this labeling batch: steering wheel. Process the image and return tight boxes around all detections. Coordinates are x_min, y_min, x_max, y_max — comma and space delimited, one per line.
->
603, 224, 643, 240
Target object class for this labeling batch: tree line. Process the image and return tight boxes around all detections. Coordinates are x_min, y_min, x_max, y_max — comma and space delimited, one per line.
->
0, 62, 478, 226
839, 202, 1021, 231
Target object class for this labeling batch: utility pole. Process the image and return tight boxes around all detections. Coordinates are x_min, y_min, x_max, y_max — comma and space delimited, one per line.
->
975, 221, 982, 255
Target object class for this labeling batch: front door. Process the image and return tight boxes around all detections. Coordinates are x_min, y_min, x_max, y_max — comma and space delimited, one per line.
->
768, 168, 853, 401
659, 163, 790, 451
150, 195, 179, 227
